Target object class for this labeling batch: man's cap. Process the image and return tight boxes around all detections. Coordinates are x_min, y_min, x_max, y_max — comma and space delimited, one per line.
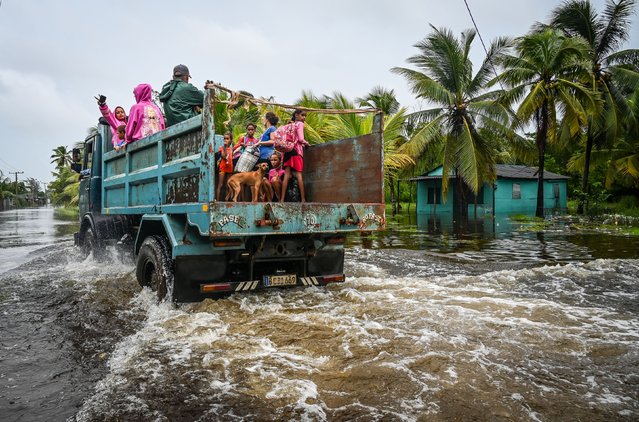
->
173, 64, 190, 78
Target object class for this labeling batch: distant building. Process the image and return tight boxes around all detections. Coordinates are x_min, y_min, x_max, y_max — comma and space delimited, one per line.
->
411, 165, 570, 216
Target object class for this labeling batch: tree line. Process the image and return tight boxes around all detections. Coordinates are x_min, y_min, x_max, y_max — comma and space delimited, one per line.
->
0, 170, 46, 209
50, 0, 639, 218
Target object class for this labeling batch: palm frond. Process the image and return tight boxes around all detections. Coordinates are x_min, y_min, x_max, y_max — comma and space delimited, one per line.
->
398, 114, 446, 158
609, 65, 639, 92
390, 67, 453, 105
598, 0, 637, 58
549, 0, 601, 49
604, 48, 639, 67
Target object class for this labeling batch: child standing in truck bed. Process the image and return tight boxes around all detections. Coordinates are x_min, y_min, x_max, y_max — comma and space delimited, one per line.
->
280, 109, 310, 202
232, 123, 259, 167
262, 151, 284, 201
217, 132, 234, 200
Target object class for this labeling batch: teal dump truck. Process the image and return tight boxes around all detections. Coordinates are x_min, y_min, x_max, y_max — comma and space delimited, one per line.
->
74, 88, 385, 302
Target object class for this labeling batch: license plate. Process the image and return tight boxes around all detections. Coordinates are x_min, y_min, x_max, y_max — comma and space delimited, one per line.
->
263, 274, 297, 287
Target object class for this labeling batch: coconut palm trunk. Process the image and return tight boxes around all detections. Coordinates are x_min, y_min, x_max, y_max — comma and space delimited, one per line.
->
577, 126, 595, 214
536, 101, 550, 218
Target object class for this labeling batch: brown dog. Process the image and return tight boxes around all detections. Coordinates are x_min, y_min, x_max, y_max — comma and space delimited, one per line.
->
225, 163, 270, 202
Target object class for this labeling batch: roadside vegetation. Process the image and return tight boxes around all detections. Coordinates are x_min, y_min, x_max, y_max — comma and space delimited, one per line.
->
0, 170, 45, 210
49, 0, 638, 227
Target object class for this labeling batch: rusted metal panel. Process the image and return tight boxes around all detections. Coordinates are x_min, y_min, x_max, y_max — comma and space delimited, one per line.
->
165, 174, 200, 204
165, 131, 203, 162
304, 133, 383, 204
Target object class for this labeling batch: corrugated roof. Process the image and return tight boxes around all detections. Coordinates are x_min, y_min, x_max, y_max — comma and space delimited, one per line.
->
495, 164, 570, 180
408, 165, 570, 181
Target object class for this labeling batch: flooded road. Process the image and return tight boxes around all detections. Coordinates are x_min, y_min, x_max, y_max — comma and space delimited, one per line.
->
1, 207, 638, 421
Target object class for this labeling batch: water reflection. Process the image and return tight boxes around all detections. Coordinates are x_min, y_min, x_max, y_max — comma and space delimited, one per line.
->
0, 207, 79, 274
348, 212, 639, 263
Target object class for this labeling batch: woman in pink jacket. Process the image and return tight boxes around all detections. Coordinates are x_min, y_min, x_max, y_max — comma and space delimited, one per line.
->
125, 84, 165, 144
96, 95, 128, 150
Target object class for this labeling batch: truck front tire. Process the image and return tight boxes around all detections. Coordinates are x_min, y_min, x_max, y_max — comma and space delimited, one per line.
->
136, 236, 175, 303
80, 226, 103, 259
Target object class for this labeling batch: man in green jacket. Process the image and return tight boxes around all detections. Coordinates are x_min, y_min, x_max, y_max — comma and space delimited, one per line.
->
159, 64, 205, 127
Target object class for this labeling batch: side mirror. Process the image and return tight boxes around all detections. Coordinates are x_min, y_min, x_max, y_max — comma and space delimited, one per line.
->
79, 168, 91, 180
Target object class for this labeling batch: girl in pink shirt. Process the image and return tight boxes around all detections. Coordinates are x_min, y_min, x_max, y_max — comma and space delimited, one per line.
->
280, 109, 310, 202
96, 95, 128, 150
263, 152, 284, 201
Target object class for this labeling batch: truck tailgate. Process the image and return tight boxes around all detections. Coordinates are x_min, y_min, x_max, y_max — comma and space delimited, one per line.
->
209, 202, 385, 236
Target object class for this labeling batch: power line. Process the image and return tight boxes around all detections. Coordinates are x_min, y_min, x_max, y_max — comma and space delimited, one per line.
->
462, 0, 504, 89
0, 157, 19, 172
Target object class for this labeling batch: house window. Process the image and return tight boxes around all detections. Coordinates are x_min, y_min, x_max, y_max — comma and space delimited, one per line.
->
427, 187, 441, 204
553, 183, 560, 198
468, 186, 484, 205
512, 183, 521, 199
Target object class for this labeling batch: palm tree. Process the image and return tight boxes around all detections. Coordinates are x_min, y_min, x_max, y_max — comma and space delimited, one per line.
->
313, 92, 414, 193
392, 26, 512, 220
0, 170, 13, 203
494, 28, 597, 217
355, 87, 403, 212
607, 87, 639, 187
548, 0, 639, 213
49, 166, 79, 206
50, 146, 71, 170
356, 86, 400, 116
24, 177, 40, 205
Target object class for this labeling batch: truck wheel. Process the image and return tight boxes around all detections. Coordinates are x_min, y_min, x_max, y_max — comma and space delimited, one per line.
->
80, 226, 102, 259
136, 236, 174, 303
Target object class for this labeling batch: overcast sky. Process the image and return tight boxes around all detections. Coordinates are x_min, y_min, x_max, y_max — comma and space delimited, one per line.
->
0, 0, 637, 185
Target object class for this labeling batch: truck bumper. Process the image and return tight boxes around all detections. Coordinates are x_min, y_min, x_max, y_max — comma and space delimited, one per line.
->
199, 273, 345, 295
172, 246, 345, 302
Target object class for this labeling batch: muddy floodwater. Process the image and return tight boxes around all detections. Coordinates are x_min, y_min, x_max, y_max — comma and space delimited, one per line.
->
1, 207, 638, 421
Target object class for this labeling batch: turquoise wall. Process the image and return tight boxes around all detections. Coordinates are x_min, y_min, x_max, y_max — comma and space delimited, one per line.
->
416, 178, 567, 216
416, 180, 454, 214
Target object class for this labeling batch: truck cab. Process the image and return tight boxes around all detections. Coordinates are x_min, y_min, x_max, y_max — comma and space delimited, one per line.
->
75, 88, 385, 302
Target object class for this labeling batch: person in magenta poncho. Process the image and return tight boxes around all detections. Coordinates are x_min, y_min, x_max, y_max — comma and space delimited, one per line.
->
125, 83, 165, 144
96, 95, 128, 151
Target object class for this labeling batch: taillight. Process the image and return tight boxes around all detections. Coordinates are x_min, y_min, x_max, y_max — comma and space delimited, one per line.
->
213, 238, 243, 247
200, 283, 232, 293
322, 274, 345, 283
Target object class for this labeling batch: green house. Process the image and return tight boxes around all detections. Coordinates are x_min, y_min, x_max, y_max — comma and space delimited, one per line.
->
411, 165, 570, 216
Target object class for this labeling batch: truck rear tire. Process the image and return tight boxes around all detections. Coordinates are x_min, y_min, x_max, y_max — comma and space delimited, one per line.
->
136, 236, 175, 303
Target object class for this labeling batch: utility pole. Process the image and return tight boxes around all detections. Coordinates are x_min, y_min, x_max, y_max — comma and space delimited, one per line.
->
9, 171, 23, 196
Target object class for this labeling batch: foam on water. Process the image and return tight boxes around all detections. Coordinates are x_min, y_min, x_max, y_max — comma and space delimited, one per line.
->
70, 256, 639, 420
4, 209, 636, 421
